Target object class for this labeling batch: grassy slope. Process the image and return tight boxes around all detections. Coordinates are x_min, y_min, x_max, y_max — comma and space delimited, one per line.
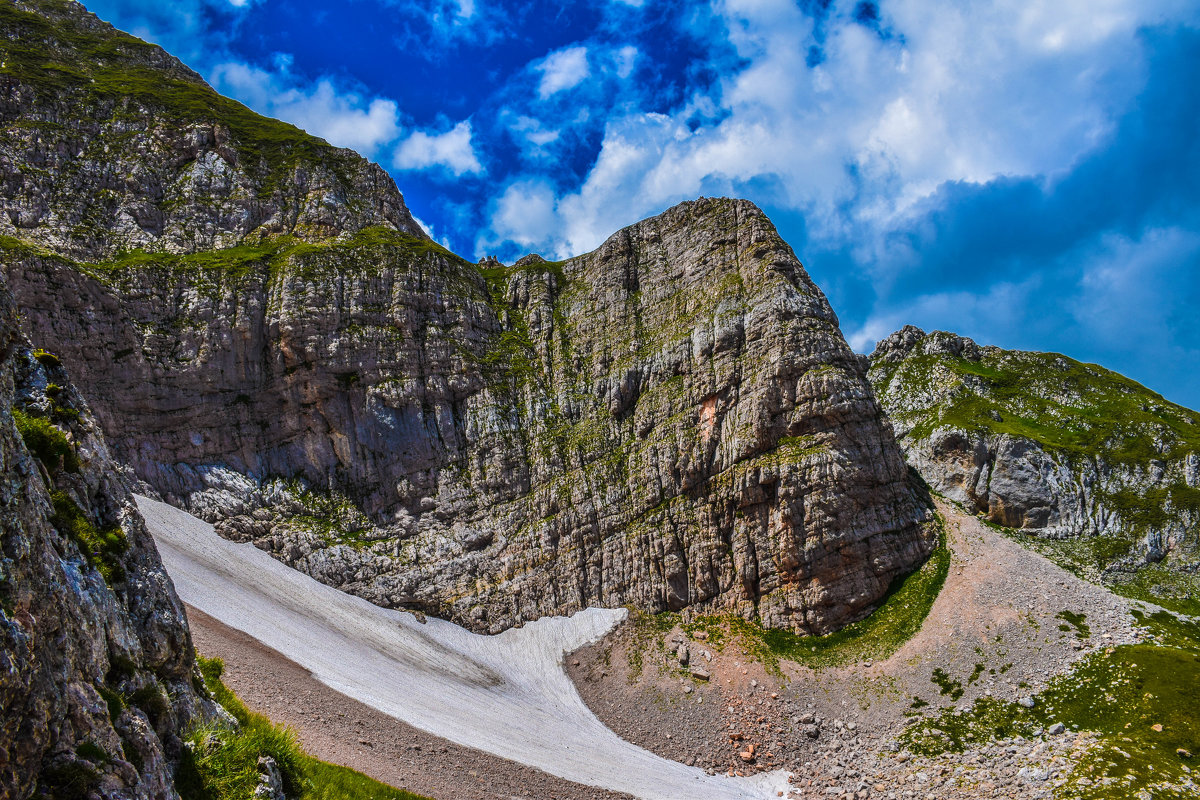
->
899, 609, 1200, 800
874, 347, 1200, 467
0, 0, 349, 195
0, 226, 468, 288
181, 655, 430, 800
874, 341, 1200, 612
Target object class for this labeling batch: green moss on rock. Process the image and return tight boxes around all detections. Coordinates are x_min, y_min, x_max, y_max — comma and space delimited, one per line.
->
13, 407, 78, 473
49, 490, 127, 584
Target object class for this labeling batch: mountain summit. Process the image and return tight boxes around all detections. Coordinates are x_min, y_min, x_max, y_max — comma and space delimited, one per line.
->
0, 0, 935, 635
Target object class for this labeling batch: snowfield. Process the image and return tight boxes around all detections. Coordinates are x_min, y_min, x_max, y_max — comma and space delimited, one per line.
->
139, 495, 790, 800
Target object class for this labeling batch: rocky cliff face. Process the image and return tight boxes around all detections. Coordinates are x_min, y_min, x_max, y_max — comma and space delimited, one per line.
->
0, 272, 214, 799
7, 200, 935, 635
869, 326, 1200, 609
0, 0, 935, 636
0, 0, 425, 261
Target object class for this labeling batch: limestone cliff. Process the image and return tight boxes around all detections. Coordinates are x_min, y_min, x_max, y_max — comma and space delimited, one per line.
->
0, 0, 425, 260
1, 0, 935, 635
869, 326, 1200, 610
0, 271, 213, 799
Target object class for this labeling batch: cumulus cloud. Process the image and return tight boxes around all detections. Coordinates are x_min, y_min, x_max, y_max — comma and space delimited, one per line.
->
536, 46, 590, 98
210, 62, 402, 156
487, 0, 1193, 255
394, 120, 485, 176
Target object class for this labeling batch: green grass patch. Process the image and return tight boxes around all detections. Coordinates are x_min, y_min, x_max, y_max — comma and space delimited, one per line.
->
180, 655, 429, 800
49, 491, 127, 584
930, 667, 964, 700
13, 407, 79, 473
1057, 610, 1091, 639
81, 226, 460, 285
902, 608, 1200, 799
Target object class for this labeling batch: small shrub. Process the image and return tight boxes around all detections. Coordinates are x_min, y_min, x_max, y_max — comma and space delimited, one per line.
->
129, 682, 170, 727
13, 407, 79, 472
39, 758, 100, 800
32, 348, 61, 367
74, 741, 109, 763
96, 685, 124, 724
49, 491, 127, 584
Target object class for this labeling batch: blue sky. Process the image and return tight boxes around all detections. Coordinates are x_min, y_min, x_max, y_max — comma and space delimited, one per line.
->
83, 0, 1200, 409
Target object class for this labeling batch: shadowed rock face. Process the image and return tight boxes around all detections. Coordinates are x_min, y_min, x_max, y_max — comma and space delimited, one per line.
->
0, 1, 934, 635
0, 273, 212, 800
869, 326, 1200, 603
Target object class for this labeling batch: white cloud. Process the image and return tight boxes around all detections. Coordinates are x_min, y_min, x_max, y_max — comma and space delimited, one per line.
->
610, 45, 638, 79
211, 61, 401, 156
394, 120, 485, 176
536, 46, 591, 99
478, 179, 565, 256
506, 114, 561, 156
453, 0, 476, 21
483, 0, 1194, 261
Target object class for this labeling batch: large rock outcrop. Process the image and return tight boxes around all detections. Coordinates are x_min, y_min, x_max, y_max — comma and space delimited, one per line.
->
0, 270, 213, 799
0, 0, 935, 635
869, 326, 1200, 607
0, 0, 425, 261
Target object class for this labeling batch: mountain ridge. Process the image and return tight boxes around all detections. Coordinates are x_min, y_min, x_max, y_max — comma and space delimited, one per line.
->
0, 0, 426, 259
869, 324, 1200, 614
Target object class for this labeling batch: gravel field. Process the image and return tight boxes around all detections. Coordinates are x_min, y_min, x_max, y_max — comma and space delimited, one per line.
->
569, 501, 1144, 799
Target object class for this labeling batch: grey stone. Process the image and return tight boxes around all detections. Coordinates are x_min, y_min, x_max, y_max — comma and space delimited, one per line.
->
0, 276, 215, 798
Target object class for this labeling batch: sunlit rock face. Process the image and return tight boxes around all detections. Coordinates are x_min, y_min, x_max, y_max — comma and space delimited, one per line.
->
870, 325, 1200, 603
1, 1, 934, 635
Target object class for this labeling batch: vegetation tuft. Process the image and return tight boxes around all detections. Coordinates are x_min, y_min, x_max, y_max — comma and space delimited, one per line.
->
49, 491, 127, 584
13, 407, 79, 473
1056, 609, 1091, 639
178, 655, 429, 800
901, 607, 1200, 799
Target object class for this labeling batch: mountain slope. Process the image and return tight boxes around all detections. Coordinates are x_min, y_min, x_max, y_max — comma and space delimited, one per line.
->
0, 0, 425, 260
8, 197, 936, 635
0, 0, 935, 635
0, 272, 214, 798
869, 326, 1200, 613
